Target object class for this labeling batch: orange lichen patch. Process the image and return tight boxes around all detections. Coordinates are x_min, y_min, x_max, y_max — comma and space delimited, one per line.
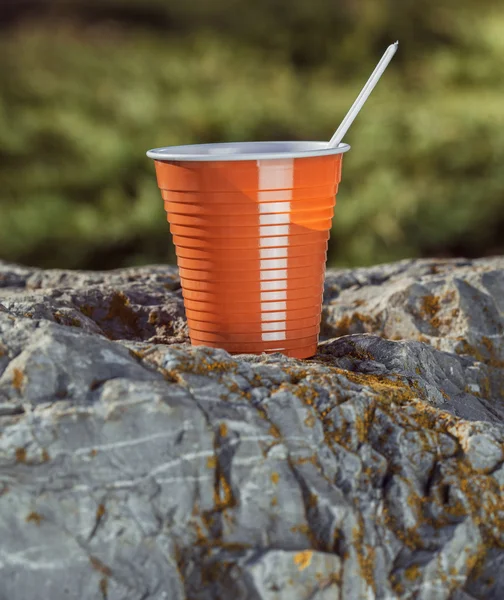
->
294, 455, 318, 467
25, 511, 44, 525
128, 348, 144, 362
79, 304, 94, 318
456, 340, 481, 360
104, 291, 141, 338
315, 571, 341, 588
161, 368, 183, 384
226, 381, 245, 398
420, 295, 441, 329
12, 368, 24, 391
290, 524, 311, 535
362, 466, 373, 479
411, 402, 459, 432
451, 308, 460, 318
177, 353, 239, 378
482, 336, 494, 355
355, 404, 375, 443
352, 516, 376, 591
99, 577, 108, 600
193, 514, 250, 552
15, 447, 27, 463
268, 425, 281, 438
271, 496, 278, 507
304, 413, 316, 428
404, 564, 421, 581
148, 312, 159, 325
382, 505, 423, 551
445, 463, 504, 544
421, 295, 440, 315
212, 472, 236, 512
386, 451, 501, 561
96, 504, 106, 520
293, 550, 313, 571
456, 338, 504, 369
333, 312, 382, 337
271, 472, 280, 485
391, 579, 405, 594
41, 449, 50, 462
282, 366, 309, 384
252, 372, 264, 385
330, 421, 352, 450
359, 546, 376, 590
89, 556, 112, 577
288, 383, 320, 406
256, 406, 268, 421
481, 336, 504, 368
206, 456, 217, 469
218, 423, 228, 437
338, 370, 417, 404
194, 521, 208, 545
345, 341, 376, 362
89, 449, 98, 458
466, 546, 489, 580
54, 312, 82, 327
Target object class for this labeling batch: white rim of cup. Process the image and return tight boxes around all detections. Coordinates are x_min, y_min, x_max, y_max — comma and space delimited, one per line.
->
146, 141, 350, 162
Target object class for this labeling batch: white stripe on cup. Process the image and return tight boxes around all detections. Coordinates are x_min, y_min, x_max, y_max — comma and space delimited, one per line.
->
260, 258, 288, 269
261, 331, 287, 341
261, 321, 287, 332
259, 225, 290, 237
260, 236, 288, 248
261, 301, 287, 311
257, 159, 294, 345
259, 201, 291, 214
258, 190, 291, 201
260, 247, 288, 259
260, 280, 287, 291
260, 213, 289, 225
261, 290, 287, 301
260, 269, 288, 280
261, 311, 288, 321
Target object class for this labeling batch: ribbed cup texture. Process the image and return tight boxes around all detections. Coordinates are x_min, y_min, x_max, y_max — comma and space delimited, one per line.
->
153, 154, 343, 359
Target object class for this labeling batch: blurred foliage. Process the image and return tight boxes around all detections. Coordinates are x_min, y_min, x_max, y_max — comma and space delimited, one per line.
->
1, 0, 504, 269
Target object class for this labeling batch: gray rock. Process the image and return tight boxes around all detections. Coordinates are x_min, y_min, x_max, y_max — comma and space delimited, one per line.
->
0, 258, 503, 600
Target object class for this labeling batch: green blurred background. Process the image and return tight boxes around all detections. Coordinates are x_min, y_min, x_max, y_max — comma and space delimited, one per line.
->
1, 0, 504, 270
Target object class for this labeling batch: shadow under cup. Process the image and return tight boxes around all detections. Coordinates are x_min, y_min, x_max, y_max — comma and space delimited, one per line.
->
147, 141, 350, 359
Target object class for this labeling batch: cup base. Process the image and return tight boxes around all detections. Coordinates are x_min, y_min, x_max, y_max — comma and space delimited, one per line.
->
190, 340, 318, 360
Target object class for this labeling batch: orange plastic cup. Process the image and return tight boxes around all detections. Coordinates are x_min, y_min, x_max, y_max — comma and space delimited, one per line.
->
147, 141, 350, 359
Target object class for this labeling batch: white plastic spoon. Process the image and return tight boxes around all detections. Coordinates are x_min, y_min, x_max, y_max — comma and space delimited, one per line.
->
327, 41, 398, 148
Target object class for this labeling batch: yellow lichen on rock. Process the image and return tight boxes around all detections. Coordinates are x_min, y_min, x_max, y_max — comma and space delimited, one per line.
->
293, 550, 313, 571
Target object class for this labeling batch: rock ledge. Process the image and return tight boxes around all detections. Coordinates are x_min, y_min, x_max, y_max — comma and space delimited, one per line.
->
0, 257, 503, 600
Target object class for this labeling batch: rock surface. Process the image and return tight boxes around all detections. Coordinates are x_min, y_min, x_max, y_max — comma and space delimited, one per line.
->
0, 257, 503, 600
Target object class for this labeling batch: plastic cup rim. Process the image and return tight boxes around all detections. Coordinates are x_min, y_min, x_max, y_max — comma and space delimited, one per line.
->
147, 140, 350, 162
